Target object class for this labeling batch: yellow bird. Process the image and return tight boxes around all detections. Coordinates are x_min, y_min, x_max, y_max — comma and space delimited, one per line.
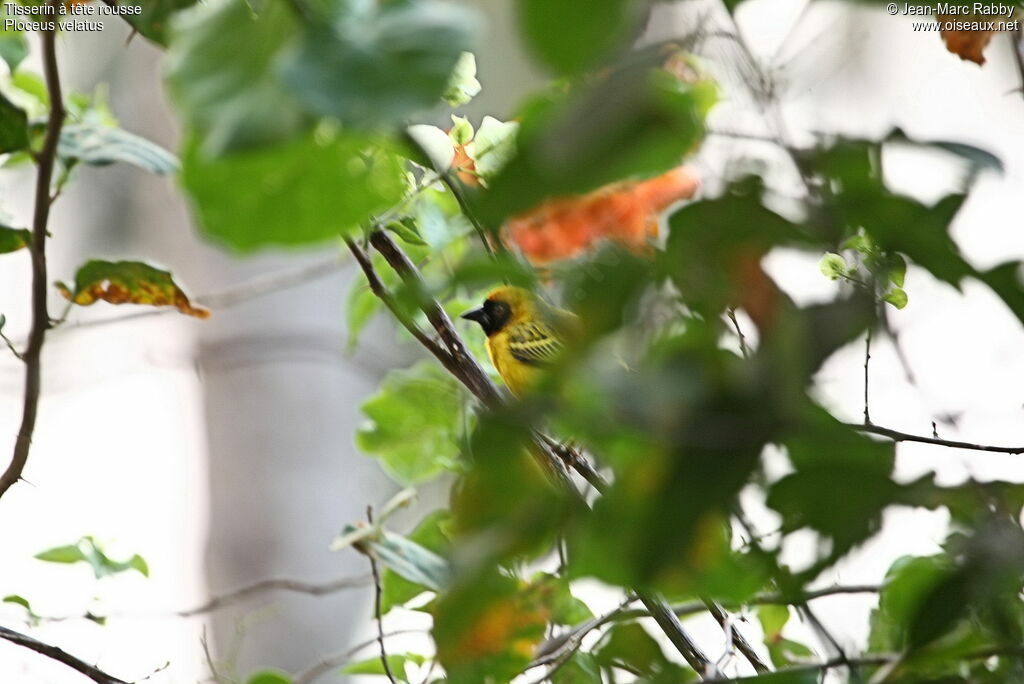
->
461, 286, 575, 397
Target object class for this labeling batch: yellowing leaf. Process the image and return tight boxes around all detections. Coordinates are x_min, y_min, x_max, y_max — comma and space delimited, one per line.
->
0, 226, 29, 254
57, 260, 209, 319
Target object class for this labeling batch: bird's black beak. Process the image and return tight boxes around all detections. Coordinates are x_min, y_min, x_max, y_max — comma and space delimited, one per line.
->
461, 306, 491, 330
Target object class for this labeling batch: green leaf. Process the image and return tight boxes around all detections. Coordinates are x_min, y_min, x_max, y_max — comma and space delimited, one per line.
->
34, 544, 87, 564
552, 653, 602, 683
57, 260, 209, 318
465, 116, 518, 181
883, 287, 908, 309
245, 671, 292, 684
109, 0, 199, 46
165, 0, 308, 155
533, 573, 593, 626
0, 89, 28, 153
433, 570, 549, 684
2, 594, 31, 611
443, 51, 481, 107
519, 0, 639, 76
181, 129, 404, 251
358, 528, 451, 592
344, 655, 422, 683
386, 218, 427, 246
766, 637, 814, 669
595, 622, 696, 681
0, 226, 29, 254
869, 554, 950, 653
356, 361, 466, 485
58, 124, 179, 174
280, 0, 477, 126
818, 252, 847, 280
380, 510, 451, 614
0, 4, 27, 73
757, 604, 790, 640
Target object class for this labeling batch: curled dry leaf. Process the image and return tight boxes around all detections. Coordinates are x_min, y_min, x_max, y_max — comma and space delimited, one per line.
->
504, 166, 699, 264
57, 260, 210, 319
938, 14, 999, 65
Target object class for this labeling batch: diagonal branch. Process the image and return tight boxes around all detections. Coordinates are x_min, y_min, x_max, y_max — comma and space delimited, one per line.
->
0, 0, 65, 500
0, 625, 129, 684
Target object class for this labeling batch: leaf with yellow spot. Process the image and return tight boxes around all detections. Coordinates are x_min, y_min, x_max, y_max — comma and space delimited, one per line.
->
433, 572, 550, 684
57, 260, 210, 319
0, 227, 29, 254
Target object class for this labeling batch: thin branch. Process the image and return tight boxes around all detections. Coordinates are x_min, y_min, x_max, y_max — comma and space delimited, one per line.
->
0, 0, 65, 500
0, 323, 23, 360
638, 592, 713, 676
850, 423, 1024, 455
177, 573, 370, 618
0, 625, 129, 684
726, 308, 749, 358
291, 629, 424, 684
436, 173, 500, 259
703, 599, 770, 674
366, 506, 399, 684
863, 327, 872, 425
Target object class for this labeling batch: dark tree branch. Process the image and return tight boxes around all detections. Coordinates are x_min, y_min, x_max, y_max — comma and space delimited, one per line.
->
0, 625, 129, 684
850, 423, 1024, 455
639, 594, 713, 675
863, 328, 872, 425
0, 0, 65, 499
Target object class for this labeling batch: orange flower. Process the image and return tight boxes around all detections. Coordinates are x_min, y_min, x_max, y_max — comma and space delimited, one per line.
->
504, 166, 699, 264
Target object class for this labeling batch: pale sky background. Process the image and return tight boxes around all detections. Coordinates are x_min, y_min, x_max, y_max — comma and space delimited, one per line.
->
0, 0, 1022, 682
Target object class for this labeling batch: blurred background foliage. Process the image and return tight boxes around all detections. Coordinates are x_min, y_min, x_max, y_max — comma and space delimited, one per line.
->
2, 0, 1024, 681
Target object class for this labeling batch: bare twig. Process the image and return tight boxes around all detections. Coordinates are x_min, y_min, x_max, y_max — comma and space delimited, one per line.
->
178, 573, 370, 618
726, 308, 749, 358
703, 599, 770, 674
850, 423, 1024, 455
0, 625, 129, 684
366, 506, 399, 684
291, 629, 424, 684
0, 0, 65, 500
863, 328, 872, 425
0, 322, 23, 360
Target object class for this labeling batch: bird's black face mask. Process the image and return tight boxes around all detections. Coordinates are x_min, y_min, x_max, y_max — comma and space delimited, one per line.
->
461, 299, 511, 336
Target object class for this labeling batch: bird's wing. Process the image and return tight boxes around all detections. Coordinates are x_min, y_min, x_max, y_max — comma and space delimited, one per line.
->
506, 320, 564, 367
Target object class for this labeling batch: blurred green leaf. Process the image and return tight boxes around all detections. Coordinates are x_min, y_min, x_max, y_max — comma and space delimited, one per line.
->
58, 124, 178, 174
465, 116, 519, 181
0, 226, 29, 254
357, 361, 467, 486
433, 570, 549, 684
2, 594, 31, 611
767, 637, 815, 669
387, 218, 427, 246
443, 51, 481, 107
757, 604, 790, 640
110, 0, 198, 46
361, 528, 451, 592
56, 260, 209, 319
344, 654, 424, 682
380, 510, 451, 613
532, 573, 593, 626
595, 622, 696, 682
181, 130, 404, 251
246, 671, 292, 684
35, 537, 150, 580
768, 406, 897, 570
479, 57, 710, 225
166, 0, 308, 155
0, 90, 28, 153
883, 287, 908, 309
518, 0, 638, 75
0, 5, 27, 73
551, 652, 602, 683
280, 0, 477, 126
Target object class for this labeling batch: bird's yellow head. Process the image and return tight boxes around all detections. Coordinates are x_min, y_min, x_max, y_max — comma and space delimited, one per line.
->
460, 286, 536, 337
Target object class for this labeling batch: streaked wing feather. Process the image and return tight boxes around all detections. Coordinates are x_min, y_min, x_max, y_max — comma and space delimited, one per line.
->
506, 320, 563, 367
